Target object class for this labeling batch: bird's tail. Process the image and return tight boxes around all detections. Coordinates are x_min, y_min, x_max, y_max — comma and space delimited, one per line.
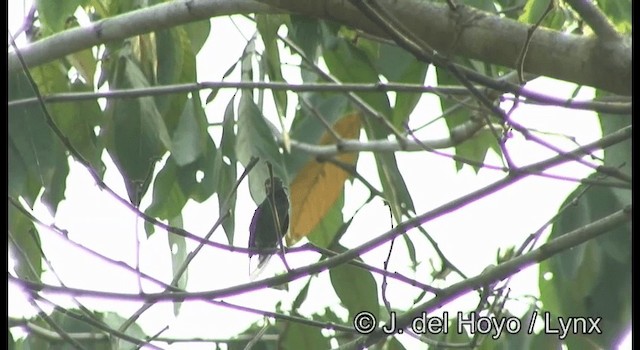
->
249, 254, 273, 280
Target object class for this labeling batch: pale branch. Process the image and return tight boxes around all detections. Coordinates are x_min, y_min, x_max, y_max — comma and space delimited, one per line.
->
8, 80, 631, 114
260, 0, 630, 95
28, 297, 164, 350
345, 205, 632, 348
9, 125, 631, 304
9, 318, 108, 343
8, 0, 279, 72
9, 1, 630, 94
348, 0, 630, 183
403, 125, 631, 189
29, 302, 88, 350
282, 118, 485, 156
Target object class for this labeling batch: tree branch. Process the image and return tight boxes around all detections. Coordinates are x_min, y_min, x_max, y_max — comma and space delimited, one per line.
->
344, 204, 631, 348
8, 0, 631, 95
8, 80, 631, 114
9, 125, 631, 303
564, 0, 620, 40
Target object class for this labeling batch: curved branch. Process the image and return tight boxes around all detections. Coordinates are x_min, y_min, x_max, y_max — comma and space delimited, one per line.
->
8, 0, 279, 71
284, 118, 484, 156
345, 204, 632, 348
8, 80, 632, 114
9, 125, 631, 303
564, 0, 621, 40
8, 0, 631, 95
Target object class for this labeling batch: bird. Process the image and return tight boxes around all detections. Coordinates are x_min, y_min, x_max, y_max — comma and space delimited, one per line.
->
248, 177, 290, 271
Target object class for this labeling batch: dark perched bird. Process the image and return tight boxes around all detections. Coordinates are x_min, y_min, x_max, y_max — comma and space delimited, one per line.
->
248, 177, 290, 270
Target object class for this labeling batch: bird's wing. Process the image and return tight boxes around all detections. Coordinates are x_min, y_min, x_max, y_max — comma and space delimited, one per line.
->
248, 205, 263, 256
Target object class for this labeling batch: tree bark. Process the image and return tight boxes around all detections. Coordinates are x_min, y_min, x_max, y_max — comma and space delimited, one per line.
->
9, 0, 631, 95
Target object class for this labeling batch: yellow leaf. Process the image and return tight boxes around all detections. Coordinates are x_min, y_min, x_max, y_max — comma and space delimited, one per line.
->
287, 113, 361, 245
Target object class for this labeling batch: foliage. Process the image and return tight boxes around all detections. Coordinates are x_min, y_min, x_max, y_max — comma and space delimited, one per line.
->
8, 0, 631, 349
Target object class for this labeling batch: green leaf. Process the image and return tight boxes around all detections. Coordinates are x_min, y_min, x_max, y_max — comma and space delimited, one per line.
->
177, 136, 217, 203
35, 0, 82, 33
597, 0, 631, 33
102, 311, 147, 350
236, 93, 288, 203
144, 159, 186, 232
518, 0, 552, 25
257, 14, 288, 118
539, 180, 631, 349
431, 317, 471, 349
183, 19, 211, 54
155, 26, 197, 133
8, 69, 66, 213
291, 278, 312, 311
279, 320, 330, 350
401, 234, 418, 271
329, 244, 380, 321
597, 90, 631, 205
53, 81, 105, 176
436, 66, 499, 172
362, 118, 416, 223
286, 93, 349, 176
288, 15, 322, 63
383, 336, 407, 350
27, 309, 112, 350
105, 56, 172, 205
40, 153, 69, 216
8, 204, 42, 280
366, 40, 429, 128
171, 96, 207, 166
214, 97, 238, 243
145, 135, 216, 237
322, 32, 392, 117
8, 141, 27, 202
168, 215, 187, 316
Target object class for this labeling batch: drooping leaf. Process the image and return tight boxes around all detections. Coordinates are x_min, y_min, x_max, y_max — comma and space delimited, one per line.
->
288, 15, 322, 63
53, 81, 105, 175
279, 320, 330, 350
597, 90, 631, 205
306, 193, 344, 249
288, 113, 361, 244
362, 117, 416, 223
435, 66, 500, 172
256, 14, 288, 118
104, 55, 172, 206
155, 26, 197, 134
102, 311, 147, 350
322, 29, 392, 117
35, 0, 82, 34
214, 97, 238, 244
145, 137, 217, 236
8, 68, 67, 213
287, 93, 349, 175
597, 0, 631, 33
8, 204, 42, 281
367, 41, 429, 128
171, 96, 208, 166
183, 19, 211, 54
329, 244, 380, 321
168, 215, 187, 316
236, 93, 288, 204
539, 180, 631, 349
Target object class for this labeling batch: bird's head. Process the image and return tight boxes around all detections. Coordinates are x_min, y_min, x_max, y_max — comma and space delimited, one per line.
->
264, 177, 284, 194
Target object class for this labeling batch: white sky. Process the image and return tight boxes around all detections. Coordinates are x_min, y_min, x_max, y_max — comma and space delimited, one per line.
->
8, 3, 631, 350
